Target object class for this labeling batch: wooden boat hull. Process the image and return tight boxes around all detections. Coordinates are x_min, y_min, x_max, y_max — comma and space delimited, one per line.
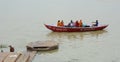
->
44, 24, 108, 32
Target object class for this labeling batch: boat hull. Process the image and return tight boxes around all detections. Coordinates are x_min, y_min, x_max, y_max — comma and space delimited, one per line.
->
44, 24, 108, 32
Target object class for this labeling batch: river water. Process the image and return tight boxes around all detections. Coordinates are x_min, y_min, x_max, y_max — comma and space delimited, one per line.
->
0, 0, 120, 62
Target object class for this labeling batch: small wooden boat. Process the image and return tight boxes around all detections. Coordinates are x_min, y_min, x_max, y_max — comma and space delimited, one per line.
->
44, 24, 108, 32
26, 41, 59, 51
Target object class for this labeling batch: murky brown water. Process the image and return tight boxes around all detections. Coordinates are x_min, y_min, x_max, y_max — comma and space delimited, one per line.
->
0, 0, 120, 62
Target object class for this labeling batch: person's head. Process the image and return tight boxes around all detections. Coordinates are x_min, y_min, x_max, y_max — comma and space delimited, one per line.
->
96, 20, 98, 22
8, 45, 12, 47
80, 20, 82, 22
58, 20, 60, 22
71, 20, 73, 23
76, 20, 78, 22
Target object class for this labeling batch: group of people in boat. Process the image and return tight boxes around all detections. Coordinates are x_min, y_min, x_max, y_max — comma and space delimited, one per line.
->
57, 20, 98, 27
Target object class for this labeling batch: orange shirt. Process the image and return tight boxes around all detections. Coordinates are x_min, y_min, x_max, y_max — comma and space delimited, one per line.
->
57, 21, 61, 26
79, 20, 83, 27
60, 21, 64, 26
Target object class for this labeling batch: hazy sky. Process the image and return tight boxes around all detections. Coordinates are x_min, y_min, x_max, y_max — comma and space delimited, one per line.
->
0, 0, 120, 25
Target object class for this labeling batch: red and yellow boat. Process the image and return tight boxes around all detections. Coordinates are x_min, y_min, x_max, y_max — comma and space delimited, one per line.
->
44, 24, 108, 32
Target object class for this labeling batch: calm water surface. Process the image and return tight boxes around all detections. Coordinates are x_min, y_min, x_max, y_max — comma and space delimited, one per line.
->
0, 0, 120, 62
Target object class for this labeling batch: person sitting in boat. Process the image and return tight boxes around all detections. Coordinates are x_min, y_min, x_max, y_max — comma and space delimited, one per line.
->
75, 20, 79, 27
60, 20, 64, 27
92, 20, 99, 26
95, 20, 98, 26
68, 20, 75, 27
57, 20, 61, 26
79, 20, 83, 27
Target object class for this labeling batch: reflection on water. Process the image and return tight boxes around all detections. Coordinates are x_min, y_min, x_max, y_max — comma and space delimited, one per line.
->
33, 30, 109, 62
36, 30, 108, 55
47, 30, 108, 40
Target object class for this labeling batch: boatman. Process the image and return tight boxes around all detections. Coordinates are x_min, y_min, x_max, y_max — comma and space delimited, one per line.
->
95, 20, 98, 26
92, 20, 99, 26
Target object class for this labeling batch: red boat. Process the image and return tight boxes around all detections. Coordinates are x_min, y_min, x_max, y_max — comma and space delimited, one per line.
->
44, 24, 108, 32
